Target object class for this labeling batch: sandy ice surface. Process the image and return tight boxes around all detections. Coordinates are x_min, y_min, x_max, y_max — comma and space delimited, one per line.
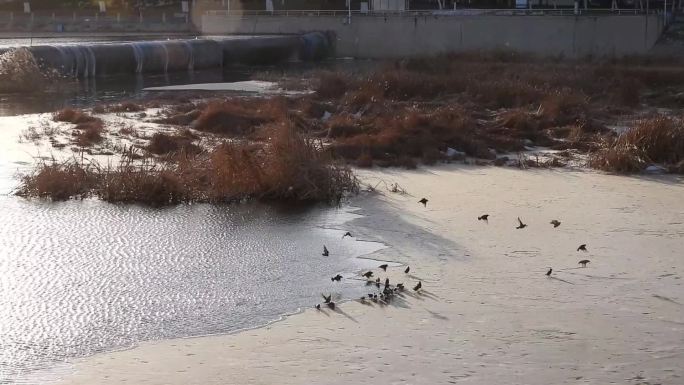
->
42, 166, 684, 385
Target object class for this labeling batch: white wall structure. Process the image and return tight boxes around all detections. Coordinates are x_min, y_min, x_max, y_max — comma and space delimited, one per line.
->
372, 0, 406, 11
201, 13, 664, 58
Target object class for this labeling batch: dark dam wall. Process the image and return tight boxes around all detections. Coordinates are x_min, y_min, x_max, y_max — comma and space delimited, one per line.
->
3, 33, 333, 78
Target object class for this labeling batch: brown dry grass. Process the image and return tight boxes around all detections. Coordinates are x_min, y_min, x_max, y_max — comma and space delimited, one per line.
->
35, 54, 684, 176
54, 108, 100, 124
18, 122, 357, 206
589, 117, 684, 172
308, 54, 684, 167
539, 90, 588, 126
315, 71, 350, 99
16, 160, 98, 201
156, 109, 202, 126
108, 101, 145, 113
193, 99, 286, 136
51, 108, 106, 147
72, 120, 105, 147
146, 132, 201, 155
326, 114, 367, 138
329, 106, 530, 166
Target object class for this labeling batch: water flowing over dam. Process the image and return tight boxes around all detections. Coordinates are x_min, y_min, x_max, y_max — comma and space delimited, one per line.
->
1, 32, 333, 78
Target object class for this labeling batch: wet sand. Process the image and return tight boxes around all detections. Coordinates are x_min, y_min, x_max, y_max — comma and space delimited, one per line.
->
51, 166, 684, 385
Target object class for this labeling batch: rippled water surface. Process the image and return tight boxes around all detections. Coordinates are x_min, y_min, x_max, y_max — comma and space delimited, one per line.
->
0, 118, 384, 382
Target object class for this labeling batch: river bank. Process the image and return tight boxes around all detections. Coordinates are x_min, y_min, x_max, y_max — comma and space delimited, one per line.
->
48, 165, 684, 385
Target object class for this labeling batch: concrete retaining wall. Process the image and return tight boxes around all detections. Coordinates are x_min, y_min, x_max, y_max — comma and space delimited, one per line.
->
202, 13, 664, 58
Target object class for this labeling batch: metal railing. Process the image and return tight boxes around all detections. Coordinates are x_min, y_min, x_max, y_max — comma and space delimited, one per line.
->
0, 10, 191, 26
205, 8, 654, 17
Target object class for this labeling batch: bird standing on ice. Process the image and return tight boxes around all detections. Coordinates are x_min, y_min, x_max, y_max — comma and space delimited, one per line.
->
577, 244, 587, 252
413, 281, 422, 291
546, 268, 553, 276
478, 214, 489, 222
342, 231, 352, 238
322, 245, 329, 256
578, 259, 590, 267
419, 198, 428, 207
379, 264, 388, 271
550, 220, 561, 228
404, 266, 410, 274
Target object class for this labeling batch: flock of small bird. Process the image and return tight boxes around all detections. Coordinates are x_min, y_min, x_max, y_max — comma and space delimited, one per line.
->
315, 196, 592, 312
439, 197, 591, 275
317, 233, 421, 311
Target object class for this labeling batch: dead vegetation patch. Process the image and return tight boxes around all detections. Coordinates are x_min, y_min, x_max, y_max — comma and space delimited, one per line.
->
590, 117, 684, 172
192, 99, 286, 136
72, 120, 105, 147
18, 122, 357, 206
146, 132, 201, 155
108, 101, 146, 113
53, 108, 100, 125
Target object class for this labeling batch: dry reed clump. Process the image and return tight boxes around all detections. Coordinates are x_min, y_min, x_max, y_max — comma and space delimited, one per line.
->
146, 132, 201, 155
500, 109, 540, 132
330, 106, 499, 166
53, 108, 101, 124
371, 71, 449, 100
192, 99, 286, 136
156, 109, 202, 126
261, 123, 357, 202
98, 159, 189, 205
469, 80, 543, 109
316, 69, 466, 106
539, 90, 588, 126
315, 71, 352, 99
326, 114, 368, 138
71, 120, 105, 147
589, 117, 684, 172
16, 160, 98, 201
18, 122, 358, 206
108, 102, 145, 113
498, 109, 558, 147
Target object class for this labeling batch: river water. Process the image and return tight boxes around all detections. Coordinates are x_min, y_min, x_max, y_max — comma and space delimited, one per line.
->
0, 55, 385, 383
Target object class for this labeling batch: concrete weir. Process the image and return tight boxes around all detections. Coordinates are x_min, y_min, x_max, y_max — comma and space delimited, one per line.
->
6, 33, 332, 77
